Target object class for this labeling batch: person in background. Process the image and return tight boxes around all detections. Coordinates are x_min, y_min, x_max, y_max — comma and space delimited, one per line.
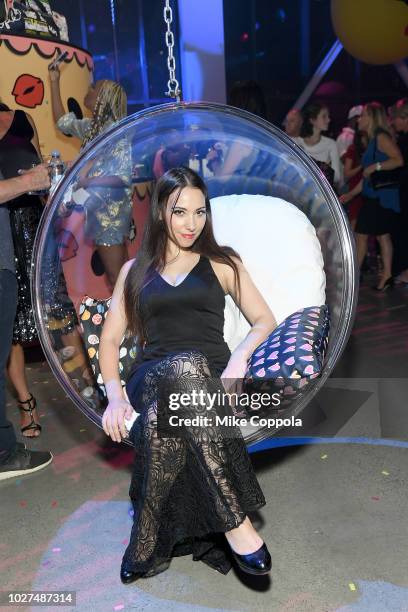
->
207, 80, 270, 177
393, 99, 408, 284
228, 80, 268, 120
49, 66, 132, 290
0, 164, 53, 480
283, 108, 303, 139
340, 102, 403, 291
295, 102, 342, 190
342, 128, 368, 231
0, 101, 44, 437
336, 105, 363, 159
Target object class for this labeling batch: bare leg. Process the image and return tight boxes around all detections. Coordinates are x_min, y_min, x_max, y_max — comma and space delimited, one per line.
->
96, 243, 128, 291
7, 343, 40, 437
376, 233, 393, 289
355, 233, 368, 268
225, 516, 264, 554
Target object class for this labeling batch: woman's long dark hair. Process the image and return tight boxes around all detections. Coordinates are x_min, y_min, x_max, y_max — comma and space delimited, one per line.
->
300, 102, 327, 138
353, 128, 368, 164
124, 167, 241, 341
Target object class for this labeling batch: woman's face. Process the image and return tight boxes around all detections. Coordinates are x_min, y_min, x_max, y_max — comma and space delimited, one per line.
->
164, 186, 207, 249
358, 107, 371, 133
84, 80, 103, 112
394, 113, 408, 133
312, 107, 330, 133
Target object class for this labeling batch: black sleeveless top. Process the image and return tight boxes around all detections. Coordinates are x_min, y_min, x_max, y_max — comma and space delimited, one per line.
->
133, 255, 231, 375
0, 110, 39, 179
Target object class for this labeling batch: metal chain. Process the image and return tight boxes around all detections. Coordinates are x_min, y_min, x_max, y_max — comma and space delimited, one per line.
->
163, 0, 181, 101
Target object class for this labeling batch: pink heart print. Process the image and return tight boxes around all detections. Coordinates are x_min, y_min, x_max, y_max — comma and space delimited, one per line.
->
252, 358, 264, 367
267, 351, 279, 360
255, 367, 265, 377
268, 363, 280, 372
269, 342, 280, 348
300, 343, 312, 351
285, 337, 297, 344
300, 355, 314, 362
304, 365, 314, 375
254, 349, 265, 357
283, 346, 295, 353
285, 356, 295, 366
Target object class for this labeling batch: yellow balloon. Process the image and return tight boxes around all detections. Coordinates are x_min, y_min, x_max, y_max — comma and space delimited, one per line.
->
331, 0, 408, 65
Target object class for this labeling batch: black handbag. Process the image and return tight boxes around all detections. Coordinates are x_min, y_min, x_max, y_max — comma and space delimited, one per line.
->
370, 168, 402, 190
370, 136, 402, 190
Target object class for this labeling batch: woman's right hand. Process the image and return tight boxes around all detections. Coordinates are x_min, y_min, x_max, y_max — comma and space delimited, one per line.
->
102, 398, 135, 443
339, 192, 352, 205
48, 65, 61, 82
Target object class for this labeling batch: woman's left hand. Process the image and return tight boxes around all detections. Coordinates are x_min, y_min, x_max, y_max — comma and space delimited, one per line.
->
363, 164, 376, 178
220, 350, 249, 395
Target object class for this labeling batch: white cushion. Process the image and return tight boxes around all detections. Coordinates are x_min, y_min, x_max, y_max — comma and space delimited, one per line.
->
210, 194, 326, 352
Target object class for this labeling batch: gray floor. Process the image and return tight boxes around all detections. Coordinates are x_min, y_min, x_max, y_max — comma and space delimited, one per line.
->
1, 277, 408, 611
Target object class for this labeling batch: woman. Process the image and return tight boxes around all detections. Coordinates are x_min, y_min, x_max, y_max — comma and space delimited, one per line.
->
342, 128, 368, 231
295, 102, 342, 190
49, 67, 132, 290
206, 80, 272, 177
99, 167, 276, 582
393, 99, 408, 284
340, 102, 403, 291
0, 102, 44, 437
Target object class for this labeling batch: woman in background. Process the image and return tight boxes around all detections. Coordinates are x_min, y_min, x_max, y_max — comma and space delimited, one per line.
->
295, 102, 342, 190
0, 101, 43, 436
49, 67, 132, 290
342, 128, 368, 231
340, 102, 403, 291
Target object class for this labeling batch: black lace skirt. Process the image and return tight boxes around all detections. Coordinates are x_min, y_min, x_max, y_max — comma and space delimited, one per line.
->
123, 350, 266, 577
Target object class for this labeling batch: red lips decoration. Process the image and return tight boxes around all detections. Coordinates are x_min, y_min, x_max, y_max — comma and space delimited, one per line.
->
12, 74, 45, 108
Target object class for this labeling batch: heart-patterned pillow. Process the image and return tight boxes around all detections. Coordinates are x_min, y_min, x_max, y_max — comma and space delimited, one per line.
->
244, 305, 330, 407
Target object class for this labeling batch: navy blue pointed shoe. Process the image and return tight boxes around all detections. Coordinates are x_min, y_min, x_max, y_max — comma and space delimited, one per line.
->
231, 542, 272, 575
120, 565, 143, 584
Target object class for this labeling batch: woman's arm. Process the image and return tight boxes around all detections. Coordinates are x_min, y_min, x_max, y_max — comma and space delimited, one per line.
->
49, 66, 66, 123
216, 258, 277, 380
343, 156, 362, 181
100, 259, 135, 442
77, 175, 128, 189
211, 141, 253, 176
363, 133, 403, 177
339, 178, 363, 205
329, 140, 342, 187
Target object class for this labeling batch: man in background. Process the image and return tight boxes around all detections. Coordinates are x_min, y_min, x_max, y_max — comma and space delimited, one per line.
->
0, 164, 53, 481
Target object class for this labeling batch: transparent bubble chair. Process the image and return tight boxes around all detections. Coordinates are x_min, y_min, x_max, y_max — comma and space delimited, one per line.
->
32, 102, 358, 446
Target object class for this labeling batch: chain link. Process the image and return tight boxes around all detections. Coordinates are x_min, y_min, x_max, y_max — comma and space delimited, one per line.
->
163, 0, 181, 101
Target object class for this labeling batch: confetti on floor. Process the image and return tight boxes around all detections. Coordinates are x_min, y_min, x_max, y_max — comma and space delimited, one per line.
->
371, 496, 380, 501
51, 501, 58, 507
52, 547, 61, 552
349, 582, 357, 591
114, 605, 124, 611
19, 501, 27, 507
381, 470, 389, 476
320, 454, 328, 460
80, 429, 86, 432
